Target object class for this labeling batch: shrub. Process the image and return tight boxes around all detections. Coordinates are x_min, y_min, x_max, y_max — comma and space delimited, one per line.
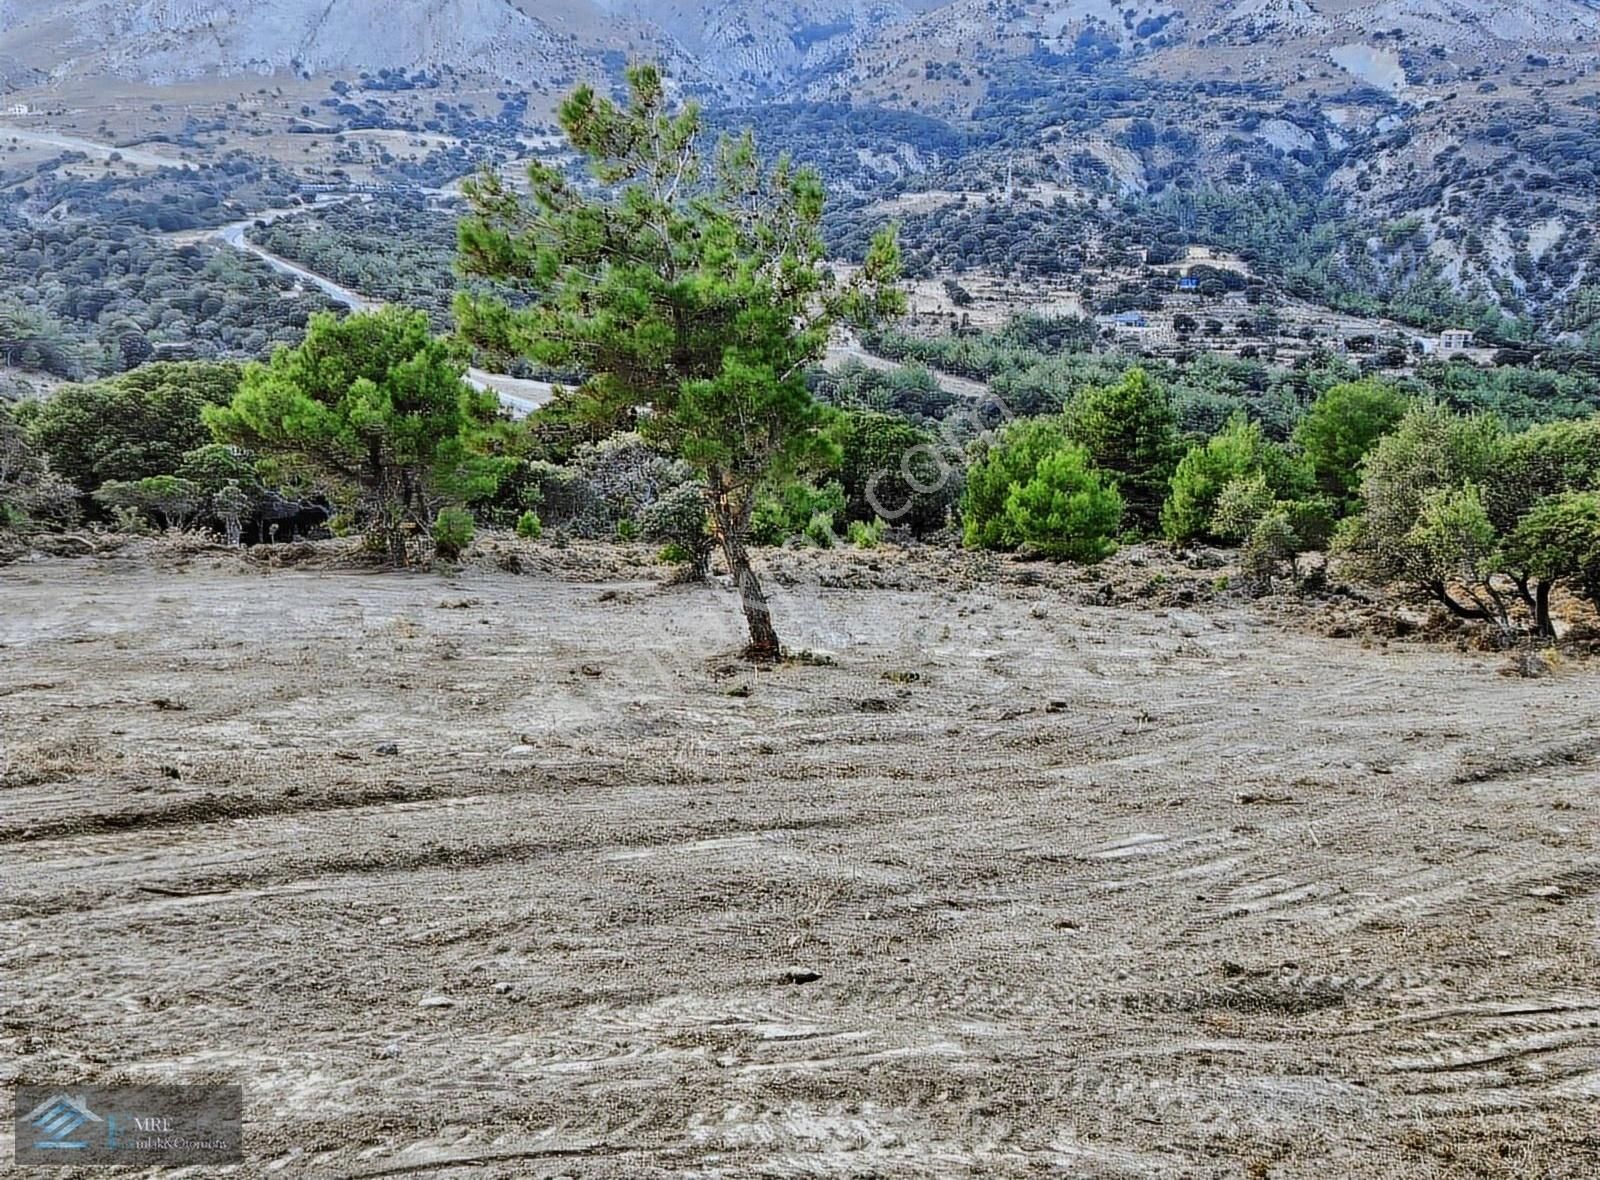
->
1161, 414, 1306, 543
1210, 472, 1277, 542
1338, 403, 1581, 635
519, 461, 596, 531
0, 404, 79, 531
1239, 509, 1301, 593
20, 361, 242, 498
961, 418, 1071, 550
515, 510, 543, 539
1000, 443, 1123, 562
1284, 496, 1338, 550
1163, 416, 1260, 542
837, 409, 958, 534
848, 518, 885, 548
751, 480, 846, 546
92, 475, 205, 530
639, 482, 713, 578
107, 505, 151, 535
575, 431, 695, 530
431, 506, 475, 561
205, 310, 504, 565
1504, 491, 1600, 614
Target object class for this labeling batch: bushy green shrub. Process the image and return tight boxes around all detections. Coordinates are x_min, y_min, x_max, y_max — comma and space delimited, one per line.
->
1293, 379, 1409, 508
20, 362, 242, 498
960, 418, 1071, 551
848, 518, 885, 548
515, 510, 543, 539
836, 409, 958, 535
1161, 414, 1310, 543
92, 475, 205, 530
1210, 472, 1277, 542
1162, 415, 1268, 542
431, 506, 476, 561
1337, 402, 1600, 635
0, 404, 79, 532
1240, 509, 1301, 593
1504, 491, 1600, 613
639, 482, 713, 578
751, 481, 846, 546
1000, 443, 1123, 561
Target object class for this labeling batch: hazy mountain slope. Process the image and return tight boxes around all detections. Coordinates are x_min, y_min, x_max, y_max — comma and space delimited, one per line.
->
820, 0, 1600, 112
0, 0, 943, 95
0, 0, 629, 88
2, 0, 1596, 330
806, 0, 1600, 331
596, 0, 948, 91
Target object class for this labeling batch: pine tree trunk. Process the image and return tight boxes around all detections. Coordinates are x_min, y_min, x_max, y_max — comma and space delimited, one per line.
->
708, 478, 780, 660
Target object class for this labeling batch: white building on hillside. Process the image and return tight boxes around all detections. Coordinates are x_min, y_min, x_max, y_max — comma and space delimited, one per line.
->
1439, 328, 1476, 352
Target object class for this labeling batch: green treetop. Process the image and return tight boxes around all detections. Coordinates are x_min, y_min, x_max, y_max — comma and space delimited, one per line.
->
204, 308, 504, 564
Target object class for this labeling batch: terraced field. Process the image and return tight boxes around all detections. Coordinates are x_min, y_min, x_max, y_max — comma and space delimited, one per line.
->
1, 546, 1597, 1177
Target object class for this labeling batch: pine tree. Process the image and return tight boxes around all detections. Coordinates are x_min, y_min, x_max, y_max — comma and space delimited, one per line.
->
454, 64, 902, 658
1062, 367, 1177, 534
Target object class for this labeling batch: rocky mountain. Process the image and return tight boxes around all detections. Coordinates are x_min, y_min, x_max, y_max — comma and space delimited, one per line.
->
0, 0, 636, 90
3, 0, 1597, 334
803, 0, 1600, 335
6, 0, 1594, 102
599, 1, 949, 91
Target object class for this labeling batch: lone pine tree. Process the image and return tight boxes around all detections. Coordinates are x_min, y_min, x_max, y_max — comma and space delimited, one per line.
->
455, 64, 903, 658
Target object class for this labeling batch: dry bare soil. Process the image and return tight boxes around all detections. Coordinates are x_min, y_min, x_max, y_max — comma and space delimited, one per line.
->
2, 543, 1597, 1178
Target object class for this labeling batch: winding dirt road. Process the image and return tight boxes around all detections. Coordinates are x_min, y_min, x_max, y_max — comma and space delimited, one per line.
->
207, 214, 557, 417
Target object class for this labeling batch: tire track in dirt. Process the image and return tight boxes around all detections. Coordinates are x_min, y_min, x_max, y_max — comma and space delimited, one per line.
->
5, 560, 1599, 1177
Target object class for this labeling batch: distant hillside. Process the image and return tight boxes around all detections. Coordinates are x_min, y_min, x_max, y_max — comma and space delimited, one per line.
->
804, 0, 1600, 339
3, 0, 1598, 337
0, 0, 635, 89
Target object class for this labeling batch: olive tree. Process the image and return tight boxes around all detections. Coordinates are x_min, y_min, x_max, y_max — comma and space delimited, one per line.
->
1340, 404, 1599, 636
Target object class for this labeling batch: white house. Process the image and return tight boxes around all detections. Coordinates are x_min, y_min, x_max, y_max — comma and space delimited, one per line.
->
4, 103, 30, 117
1439, 328, 1476, 352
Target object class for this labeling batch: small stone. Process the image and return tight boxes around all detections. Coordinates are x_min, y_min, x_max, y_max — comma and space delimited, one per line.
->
1528, 885, 1565, 900
418, 995, 457, 1009
375, 743, 400, 756
377, 917, 398, 928
493, 982, 515, 996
